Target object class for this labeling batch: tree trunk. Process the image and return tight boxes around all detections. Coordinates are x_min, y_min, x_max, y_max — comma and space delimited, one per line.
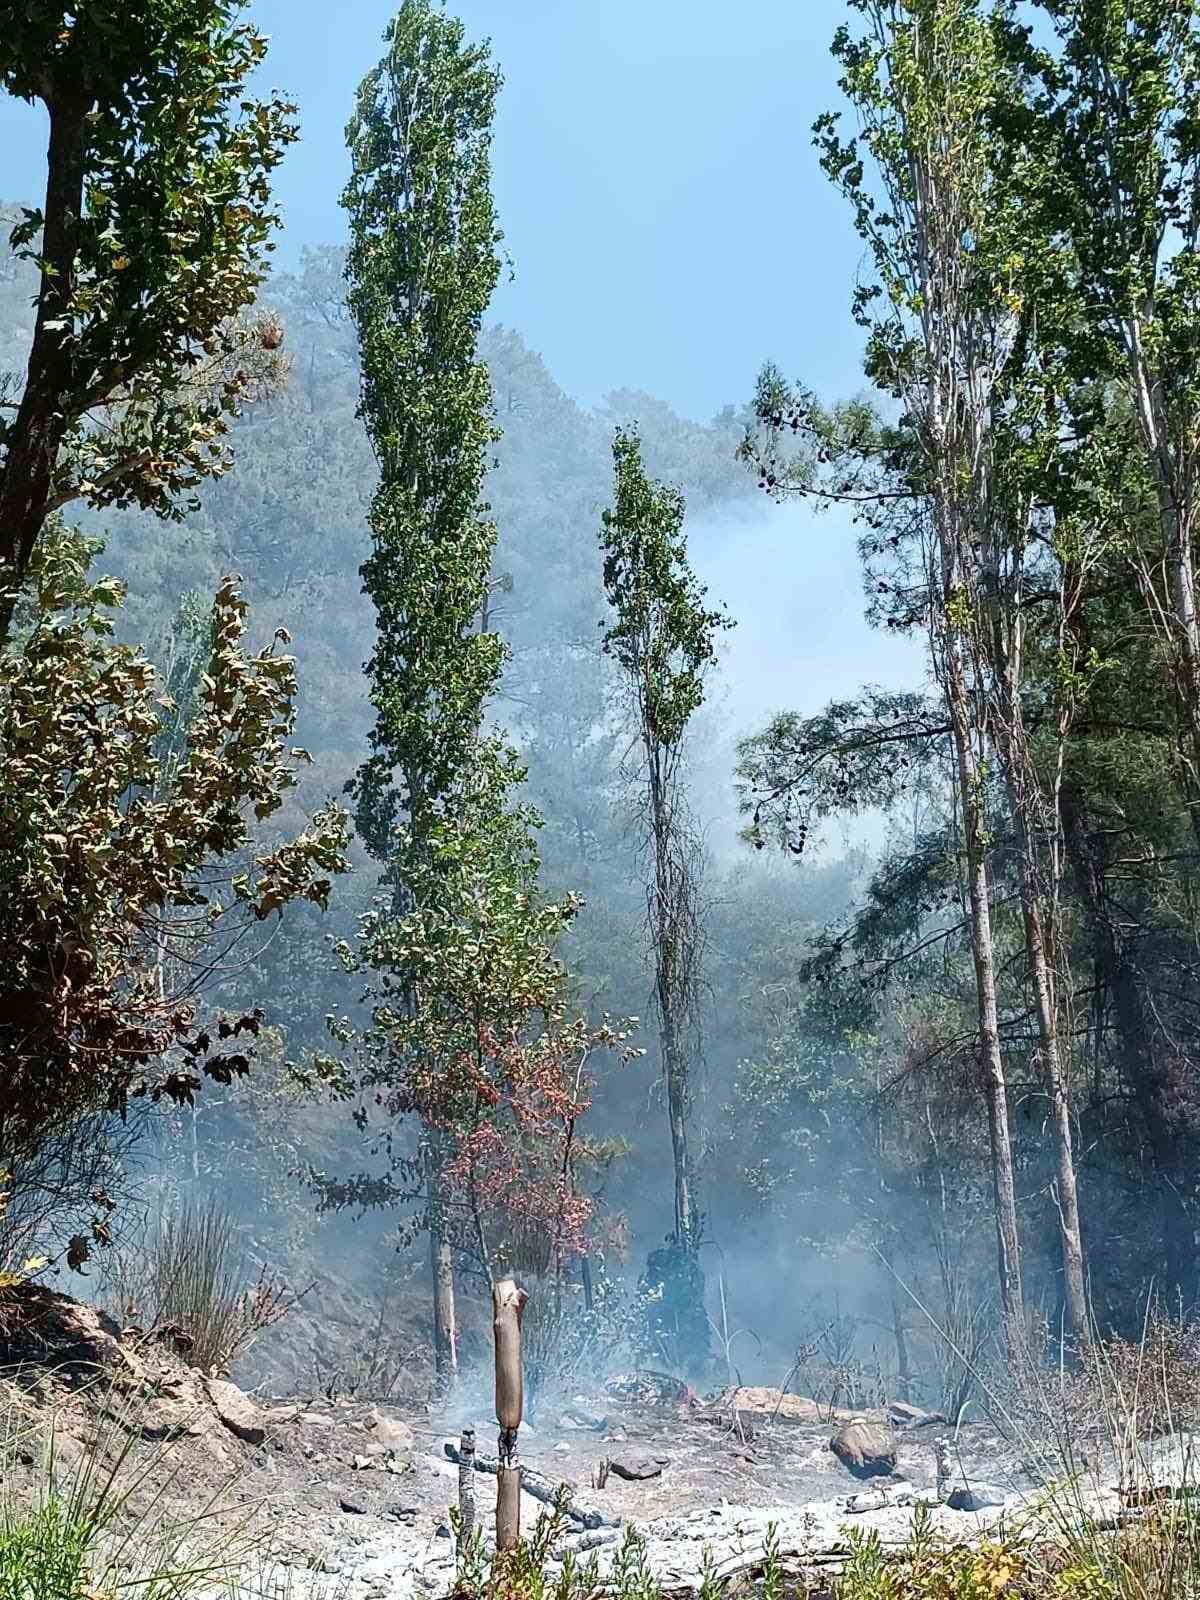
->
428, 1139, 458, 1390
493, 1276, 527, 1553
0, 87, 89, 643
993, 718, 1090, 1350
647, 756, 696, 1244
661, 1007, 694, 1241
1060, 780, 1196, 1311
943, 642, 1026, 1358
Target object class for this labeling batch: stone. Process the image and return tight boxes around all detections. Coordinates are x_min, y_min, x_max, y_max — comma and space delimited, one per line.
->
722, 1387, 859, 1426
365, 1407, 414, 1452
947, 1484, 1008, 1512
352, 1455, 374, 1471
608, 1453, 668, 1481
204, 1378, 266, 1446
830, 1418, 898, 1479
339, 1496, 367, 1515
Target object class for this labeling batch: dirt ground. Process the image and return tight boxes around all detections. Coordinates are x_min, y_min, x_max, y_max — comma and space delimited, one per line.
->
0, 1282, 1045, 1596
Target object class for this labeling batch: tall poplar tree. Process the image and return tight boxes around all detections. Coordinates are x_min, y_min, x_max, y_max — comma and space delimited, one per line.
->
342, 0, 504, 1387
600, 427, 731, 1368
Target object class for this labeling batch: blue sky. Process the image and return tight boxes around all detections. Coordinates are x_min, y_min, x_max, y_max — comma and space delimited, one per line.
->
260, 0, 869, 418
2, 0, 867, 421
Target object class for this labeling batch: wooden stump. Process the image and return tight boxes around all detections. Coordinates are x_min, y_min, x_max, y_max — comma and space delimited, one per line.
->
493, 1277, 528, 1552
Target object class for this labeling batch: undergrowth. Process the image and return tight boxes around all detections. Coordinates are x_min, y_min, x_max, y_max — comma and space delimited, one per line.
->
0, 1376, 260, 1598
451, 1492, 1200, 1600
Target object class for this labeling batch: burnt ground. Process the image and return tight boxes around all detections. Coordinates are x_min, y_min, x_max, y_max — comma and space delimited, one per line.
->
0, 1288, 1169, 1599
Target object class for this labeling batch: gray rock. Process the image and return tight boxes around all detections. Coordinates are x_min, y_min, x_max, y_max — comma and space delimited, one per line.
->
608, 1454, 668, 1481
947, 1485, 1008, 1512
204, 1378, 266, 1446
831, 1418, 898, 1479
365, 1407, 415, 1453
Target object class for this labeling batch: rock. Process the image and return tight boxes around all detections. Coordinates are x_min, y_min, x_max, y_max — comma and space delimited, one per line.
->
352, 1454, 375, 1471
608, 1454, 669, 1481
889, 1401, 946, 1429
947, 1484, 1008, 1512
383, 1503, 418, 1523
830, 1418, 898, 1479
298, 1412, 335, 1427
204, 1378, 266, 1446
722, 1387, 859, 1426
339, 1496, 367, 1515
365, 1407, 414, 1452
560, 1406, 607, 1432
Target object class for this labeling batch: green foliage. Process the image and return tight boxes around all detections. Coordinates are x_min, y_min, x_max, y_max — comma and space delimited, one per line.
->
0, 0, 298, 613
601, 427, 732, 751
0, 527, 350, 1240
344, 0, 507, 855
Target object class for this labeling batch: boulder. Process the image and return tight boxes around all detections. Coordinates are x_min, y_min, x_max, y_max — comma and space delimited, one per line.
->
204, 1377, 266, 1446
722, 1387, 859, 1426
830, 1418, 898, 1479
365, 1406, 414, 1453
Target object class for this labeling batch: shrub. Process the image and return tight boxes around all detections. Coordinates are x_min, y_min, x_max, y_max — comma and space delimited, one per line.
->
103, 1196, 301, 1374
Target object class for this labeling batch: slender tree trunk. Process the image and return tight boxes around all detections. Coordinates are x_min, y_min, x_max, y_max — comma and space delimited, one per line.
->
580, 1253, 594, 1312
991, 704, 1090, 1349
661, 1007, 694, 1241
1009, 798, 1089, 1348
0, 87, 89, 642
942, 642, 1026, 1358
648, 757, 695, 1243
428, 1138, 458, 1390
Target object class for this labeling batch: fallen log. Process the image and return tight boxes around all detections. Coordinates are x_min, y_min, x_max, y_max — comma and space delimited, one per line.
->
443, 1440, 620, 1530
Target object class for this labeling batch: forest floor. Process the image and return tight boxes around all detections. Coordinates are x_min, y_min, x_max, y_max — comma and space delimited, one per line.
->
0, 1285, 1183, 1599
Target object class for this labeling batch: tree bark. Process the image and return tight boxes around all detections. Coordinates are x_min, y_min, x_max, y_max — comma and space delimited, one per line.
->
0, 85, 89, 643
990, 697, 1090, 1350
942, 641, 1026, 1358
428, 1139, 458, 1390
648, 756, 695, 1243
493, 1276, 527, 1553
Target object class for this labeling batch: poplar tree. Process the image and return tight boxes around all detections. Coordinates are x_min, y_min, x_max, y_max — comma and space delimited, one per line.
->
342, 0, 504, 1387
600, 427, 731, 1367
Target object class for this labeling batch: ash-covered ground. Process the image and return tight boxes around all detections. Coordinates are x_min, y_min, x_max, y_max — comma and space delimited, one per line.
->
2, 1289, 1189, 1600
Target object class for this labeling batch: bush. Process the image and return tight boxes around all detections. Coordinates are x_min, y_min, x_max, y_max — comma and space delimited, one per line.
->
519, 1273, 642, 1413
101, 1196, 300, 1374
